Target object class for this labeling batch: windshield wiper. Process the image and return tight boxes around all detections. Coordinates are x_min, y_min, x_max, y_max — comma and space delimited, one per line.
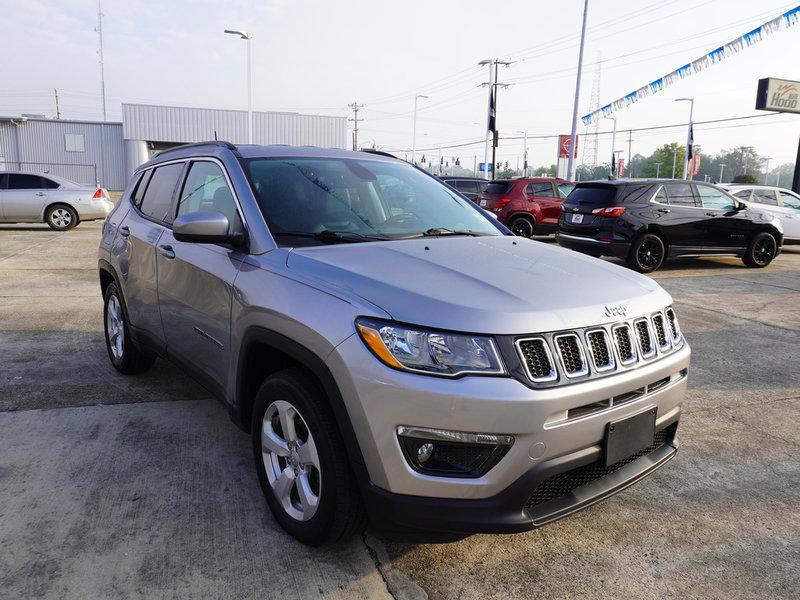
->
271, 229, 390, 243
399, 228, 494, 239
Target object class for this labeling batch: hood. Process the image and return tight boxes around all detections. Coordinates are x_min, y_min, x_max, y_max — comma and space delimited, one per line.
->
285, 236, 672, 334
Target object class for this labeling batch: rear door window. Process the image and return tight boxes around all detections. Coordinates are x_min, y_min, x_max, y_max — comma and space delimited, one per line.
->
41, 177, 60, 189
133, 170, 152, 208
778, 191, 800, 209
485, 182, 513, 194
139, 163, 184, 224
752, 189, 778, 206
525, 182, 556, 197
7, 174, 45, 189
665, 183, 698, 207
732, 189, 752, 201
697, 185, 735, 211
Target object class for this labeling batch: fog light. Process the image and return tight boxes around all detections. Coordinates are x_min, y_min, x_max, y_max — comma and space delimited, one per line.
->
417, 442, 434, 463
397, 426, 514, 478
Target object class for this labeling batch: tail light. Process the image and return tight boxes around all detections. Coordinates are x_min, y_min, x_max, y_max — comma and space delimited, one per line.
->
495, 197, 511, 210
591, 206, 626, 217
92, 188, 108, 201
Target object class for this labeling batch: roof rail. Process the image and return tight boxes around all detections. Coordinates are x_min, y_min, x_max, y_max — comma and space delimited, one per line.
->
152, 140, 240, 158
360, 148, 397, 159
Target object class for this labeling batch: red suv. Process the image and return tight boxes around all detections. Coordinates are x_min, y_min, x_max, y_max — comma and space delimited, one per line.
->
477, 178, 575, 237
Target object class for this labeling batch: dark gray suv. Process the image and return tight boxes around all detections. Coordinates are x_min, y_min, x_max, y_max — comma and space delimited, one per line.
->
99, 142, 689, 545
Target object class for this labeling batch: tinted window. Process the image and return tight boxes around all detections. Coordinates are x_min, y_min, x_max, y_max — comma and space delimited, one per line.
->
178, 161, 243, 235
485, 182, 513, 194
566, 186, 616, 206
245, 157, 498, 245
779, 191, 800, 210
133, 170, 152, 207
455, 180, 478, 194
7, 174, 45, 189
653, 186, 668, 204
557, 183, 575, 198
41, 177, 59, 189
0, 174, 6, 189
139, 163, 183, 223
665, 183, 698, 207
525, 182, 555, 197
752, 189, 778, 206
697, 185, 735, 211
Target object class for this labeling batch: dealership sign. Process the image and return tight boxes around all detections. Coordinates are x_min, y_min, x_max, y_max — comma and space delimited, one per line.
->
558, 135, 578, 158
755, 77, 800, 114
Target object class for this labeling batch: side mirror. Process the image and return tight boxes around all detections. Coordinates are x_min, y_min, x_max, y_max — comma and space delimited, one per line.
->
173, 211, 244, 245
733, 200, 746, 211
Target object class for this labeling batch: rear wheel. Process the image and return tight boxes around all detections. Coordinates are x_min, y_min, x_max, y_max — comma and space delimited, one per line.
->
252, 368, 365, 546
627, 233, 665, 273
46, 204, 78, 231
508, 215, 535, 238
103, 282, 155, 374
743, 232, 777, 268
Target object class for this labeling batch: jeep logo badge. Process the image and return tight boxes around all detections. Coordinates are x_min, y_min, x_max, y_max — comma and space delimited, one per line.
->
604, 304, 628, 318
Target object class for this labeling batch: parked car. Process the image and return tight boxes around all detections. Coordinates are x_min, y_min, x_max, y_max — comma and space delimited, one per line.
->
476, 177, 575, 237
721, 184, 800, 244
0, 171, 113, 230
556, 179, 783, 273
438, 176, 489, 201
99, 142, 689, 545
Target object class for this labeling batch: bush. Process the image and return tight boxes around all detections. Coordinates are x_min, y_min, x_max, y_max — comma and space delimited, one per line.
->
731, 174, 759, 184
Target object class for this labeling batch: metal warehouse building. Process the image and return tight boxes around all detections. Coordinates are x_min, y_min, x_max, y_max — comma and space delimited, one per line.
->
0, 103, 348, 191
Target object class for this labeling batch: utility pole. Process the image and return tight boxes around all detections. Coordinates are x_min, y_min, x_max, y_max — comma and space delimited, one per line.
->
348, 102, 363, 151
671, 147, 678, 179
567, 0, 590, 182
719, 163, 726, 183
53, 89, 61, 119
762, 157, 772, 184
96, 0, 106, 121
479, 58, 511, 180
654, 162, 662, 178
627, 129, 633, 178
607, 117, 617, 177
411, 94, 428, 165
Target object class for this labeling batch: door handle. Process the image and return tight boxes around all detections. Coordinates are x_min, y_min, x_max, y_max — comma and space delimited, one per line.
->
158, 244, 175, 259
36, 192, 46, 197
705, 212, 717, 217
657, 208, 670, 214
118, 225, 130, 237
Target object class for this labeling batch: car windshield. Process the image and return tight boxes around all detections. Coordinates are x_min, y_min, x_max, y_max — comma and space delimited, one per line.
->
244, 157, 501, 245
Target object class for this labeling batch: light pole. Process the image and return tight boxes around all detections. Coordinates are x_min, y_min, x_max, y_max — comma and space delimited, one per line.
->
671, 146, 678, 179
566, 0, 590, 182
606, 116, 617, 176
479, 59, 495, 180
517, 130, 528, 176
225, 29, 253, 144
675, 98, 694, 180
762, 157, 772, 184
654, 162, 663, 178
411, 94, 428, 165
719, 163, 726, 183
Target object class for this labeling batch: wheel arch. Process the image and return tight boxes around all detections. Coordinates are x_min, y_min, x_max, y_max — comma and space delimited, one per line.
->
235, 327, 369, 483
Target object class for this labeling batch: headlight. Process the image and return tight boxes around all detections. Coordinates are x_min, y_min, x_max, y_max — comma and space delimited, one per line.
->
355, 318, 505, 377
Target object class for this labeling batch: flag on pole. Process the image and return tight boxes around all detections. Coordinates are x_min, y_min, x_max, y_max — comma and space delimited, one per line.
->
488, 85, 497, 133
687, 124, 694, 160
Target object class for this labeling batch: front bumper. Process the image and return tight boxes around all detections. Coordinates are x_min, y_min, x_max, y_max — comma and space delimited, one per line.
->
556, 232, 630, 259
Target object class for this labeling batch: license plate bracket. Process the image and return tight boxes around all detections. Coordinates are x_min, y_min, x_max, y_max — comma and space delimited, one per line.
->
604, 407, 657, 467
571, 213, 583, 223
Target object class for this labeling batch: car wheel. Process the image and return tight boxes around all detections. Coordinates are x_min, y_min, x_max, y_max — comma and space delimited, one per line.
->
508, 215, 535, 238
103, 282, 156, 374
627, 233, 665, 273
743, 232, 777, 268
252, 368, 365, 546
46, 204, 78, 231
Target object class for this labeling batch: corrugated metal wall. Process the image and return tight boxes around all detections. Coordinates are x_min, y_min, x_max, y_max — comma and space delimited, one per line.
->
122, 103, 347, 148
0, 119, 126, 190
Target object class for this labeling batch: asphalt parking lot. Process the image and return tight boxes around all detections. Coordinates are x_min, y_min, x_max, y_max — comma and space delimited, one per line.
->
1, 222, 798, 599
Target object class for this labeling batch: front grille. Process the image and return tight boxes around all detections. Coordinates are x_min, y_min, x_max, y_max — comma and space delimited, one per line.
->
524, 427, 671, 510
555, 334, 588, 377
665, 308, 681, 342
652, 314, 669, 350
613, 325, 637, 364
586, 330, 614, 371
635, 319, 655, 358
517, 338, 556, 382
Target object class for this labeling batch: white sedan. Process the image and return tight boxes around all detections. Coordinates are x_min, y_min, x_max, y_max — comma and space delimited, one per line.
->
723, 184, 800, 244
0, 171, 115, 230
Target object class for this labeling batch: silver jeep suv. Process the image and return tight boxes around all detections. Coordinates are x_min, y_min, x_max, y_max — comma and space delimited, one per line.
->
98, 142, 690, 545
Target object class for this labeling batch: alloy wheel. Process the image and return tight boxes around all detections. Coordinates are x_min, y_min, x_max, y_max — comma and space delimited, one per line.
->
637, 238, 663, 269
106, 294, 125, 360
753, 237, 775, 266
261, 400, 321, 522
51, 208, 73, 228
510, 219, 533, 237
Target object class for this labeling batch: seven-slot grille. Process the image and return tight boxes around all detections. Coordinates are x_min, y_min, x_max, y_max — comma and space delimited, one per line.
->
516, 338, 556, 382
516, 309, 681, 385
554, 334, 588, 377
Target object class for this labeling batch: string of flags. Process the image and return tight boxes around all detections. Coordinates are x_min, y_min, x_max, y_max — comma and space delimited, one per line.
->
580, 5, 800, 126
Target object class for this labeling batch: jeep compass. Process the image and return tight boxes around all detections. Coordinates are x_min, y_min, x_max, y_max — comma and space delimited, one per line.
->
99, 142, 690, 545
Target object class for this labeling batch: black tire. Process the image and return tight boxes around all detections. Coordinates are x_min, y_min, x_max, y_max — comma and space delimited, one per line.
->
508, 215, 535, 238
251, 367, 365, 546
742, 232, 777, 268
45, 204, 78, 231
103, 282, 155, 374
627, 233, 666, 273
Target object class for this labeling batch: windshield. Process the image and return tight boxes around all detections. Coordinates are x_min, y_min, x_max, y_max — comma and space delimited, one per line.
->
244, 157, 501, 245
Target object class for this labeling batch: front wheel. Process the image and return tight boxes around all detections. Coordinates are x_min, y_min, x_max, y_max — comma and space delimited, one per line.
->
46, 204, 78, 231
627, 233, 665, 273
743, 232, 777, 268
252, 368, 365, 546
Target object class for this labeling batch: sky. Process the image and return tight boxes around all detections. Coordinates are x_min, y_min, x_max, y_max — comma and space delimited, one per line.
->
1, 0, 799, 170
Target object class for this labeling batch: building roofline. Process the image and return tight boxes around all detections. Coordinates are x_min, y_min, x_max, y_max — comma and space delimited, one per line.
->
0, 115, 122, 126
121, 101, 344, 120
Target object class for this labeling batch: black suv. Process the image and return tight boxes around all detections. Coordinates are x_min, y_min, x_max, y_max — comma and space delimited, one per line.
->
556, 179, 783, 273
439, 176, 488, 201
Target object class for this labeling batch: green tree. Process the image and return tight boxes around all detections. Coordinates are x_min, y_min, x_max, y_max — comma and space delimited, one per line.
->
639, 143, 685, 179
732, 174, 759, 184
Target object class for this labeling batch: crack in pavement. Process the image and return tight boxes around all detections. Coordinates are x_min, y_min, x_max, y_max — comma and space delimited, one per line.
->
362, 531, 428, 600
